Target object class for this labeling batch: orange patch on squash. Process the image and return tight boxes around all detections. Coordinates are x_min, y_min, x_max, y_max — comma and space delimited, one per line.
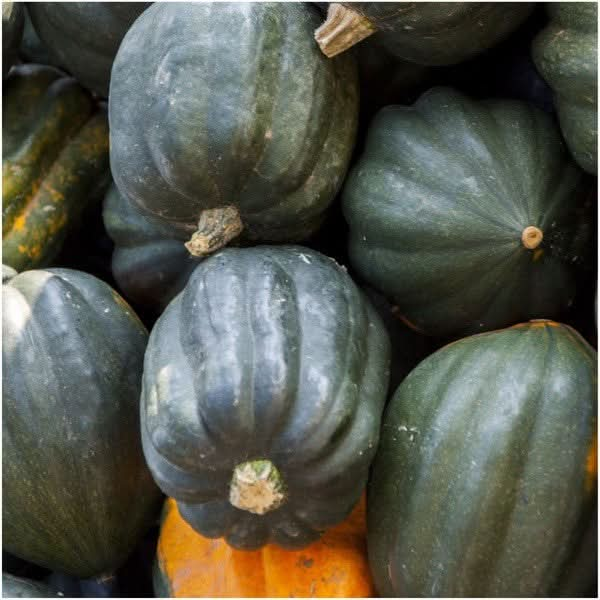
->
156, 496, 374, 598
12, 214, 27, 232
585, 429, 597, 494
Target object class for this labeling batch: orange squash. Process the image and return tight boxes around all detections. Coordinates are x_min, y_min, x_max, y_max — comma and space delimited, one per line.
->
154, 497, 374, 598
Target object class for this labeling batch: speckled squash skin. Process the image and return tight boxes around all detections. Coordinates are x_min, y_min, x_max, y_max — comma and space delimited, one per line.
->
319, 2, 533, 64
103, 184, 199, 314
368, 320, 597, 597
343, 87, 592, 338
153, 496, 374, 597
532, 2, 598, 174
109, 2, 358, 249
2, 268, 162, 577
141, 246, 390, 550
2, 2, 24, 78
3, 65, 110, 272
2, 573, 59, 598
26, 2, 151, 97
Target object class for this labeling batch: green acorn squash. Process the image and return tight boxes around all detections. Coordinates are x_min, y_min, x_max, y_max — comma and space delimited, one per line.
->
2, 64, 110, 272
102, 184, 199, 314
368, 320, 597, 597
26, 2, 151, 97
109, 2, 358, 257
141, 246, 390, 550
2, 574, 59, 598
532, 2, 598, 174
2, 2, 24, 77
342, 87, 592, 338
2, 268, 162, 577
315, 2, 533, 62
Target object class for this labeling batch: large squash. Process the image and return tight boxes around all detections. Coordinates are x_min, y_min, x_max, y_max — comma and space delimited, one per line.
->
2, 1, 24, 78
141, 246, 390, 550
109, 2, 358, 257
2, 268, 162, 577
102, 184, 198, 314
532, 2, 598, 174
26, 2, 151, 97
315, 2, 533, 61
3, 64, 110, 272
368, 320, 597, 597
154, 496, 374, 598
342, 87, 592, 338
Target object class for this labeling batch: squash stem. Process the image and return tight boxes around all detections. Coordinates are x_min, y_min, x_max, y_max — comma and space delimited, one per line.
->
229, 459, 286, 515
521, 225, 543, 249
185, 206, 243, 257
314, 3, 377, 58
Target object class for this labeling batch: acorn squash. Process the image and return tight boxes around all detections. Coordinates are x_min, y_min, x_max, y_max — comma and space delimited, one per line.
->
109, 2, 358, 257
532, 2, 598, 174
342, 87, 592, 338
2, 268, 162, 577
141, 246, 390, 550
154, 496, 374, 597
315, 2, 533, 62
3, 64, 110, 272
2, 1, 24, 78
368, 320, 597, 597
102, 184, 198, 314
26, 2, 151, 97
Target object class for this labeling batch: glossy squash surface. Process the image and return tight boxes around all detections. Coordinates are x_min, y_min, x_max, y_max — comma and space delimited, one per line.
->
3, 268, 161, 577
2, 573, 59, 598
27, 2, 151, 97
153, 496, 374, 598
142, 246, 390, 550
343, 87, 591, 338
3, 65, 110, 272
532, 2, 598, 174
368, 320, 597, 597
109, 2, 358, 255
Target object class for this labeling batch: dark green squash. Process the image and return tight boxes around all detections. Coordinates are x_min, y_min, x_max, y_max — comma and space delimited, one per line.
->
26, 2, 151, 97
2, 268, 162, 577
315, 2, 533, 62
2, 64, 110, 272
141, 246, 390, 550
109, 2, 358, 258
2, 2, 24, 77
18, 5, 61, 69
2, 573, 59, 598
342, 87, 592, 338
368, 320, 597, 597
532, 2, 597, 174
102, 184, 199, 314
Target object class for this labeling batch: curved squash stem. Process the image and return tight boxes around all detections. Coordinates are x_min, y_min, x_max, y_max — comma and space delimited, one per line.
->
314, 3, 377, 58
185, 206, 244, 257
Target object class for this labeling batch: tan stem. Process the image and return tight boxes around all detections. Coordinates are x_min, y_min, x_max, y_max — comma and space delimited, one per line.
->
229, 459, 286, 515
184, 206, 243, 257
521, 225, 543, 250
314, 3, 377, 58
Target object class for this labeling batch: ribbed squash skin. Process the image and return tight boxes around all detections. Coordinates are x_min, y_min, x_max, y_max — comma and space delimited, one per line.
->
2, 2, 24, 78
340, 2, 533, 65
27, 2, 151, 97
141, 246, 390, 550
532, 2, 598, 174
368, 320, 597, 597
153, 496, 374, 598
2, 574, 58, 598
109, 2, 358, 245
3, 65, 110, 272
103, 184, 199, 314
343, 87, 591, 338
2, 268, 162, 577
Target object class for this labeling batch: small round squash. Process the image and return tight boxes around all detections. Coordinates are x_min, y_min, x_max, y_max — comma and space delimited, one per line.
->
368, 320, 597, 597
141, 246, 390, 550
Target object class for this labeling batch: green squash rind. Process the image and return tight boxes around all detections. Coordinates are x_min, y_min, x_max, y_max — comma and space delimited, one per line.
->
141, 246, 390, 550
2, 268, 162, 577
2, 2, 24, 78
532, 2, 598, 174
368, 320, 597, 597
2, 64, 110, 272
109, 2, 358, 248
342, 87, 591, 338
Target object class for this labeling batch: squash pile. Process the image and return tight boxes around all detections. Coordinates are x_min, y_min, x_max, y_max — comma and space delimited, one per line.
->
2, 2, 597, 598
